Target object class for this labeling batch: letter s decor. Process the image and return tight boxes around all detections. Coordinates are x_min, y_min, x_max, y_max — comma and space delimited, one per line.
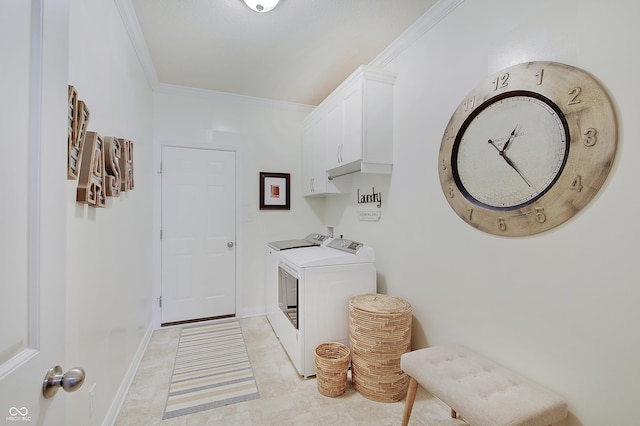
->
103, 136, 121, 197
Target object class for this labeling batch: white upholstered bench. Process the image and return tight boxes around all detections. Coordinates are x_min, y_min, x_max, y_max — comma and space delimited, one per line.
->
400, 345, 568, 426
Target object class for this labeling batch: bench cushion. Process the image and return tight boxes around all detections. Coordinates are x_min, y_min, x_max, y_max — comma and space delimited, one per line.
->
401, 345, 568, 426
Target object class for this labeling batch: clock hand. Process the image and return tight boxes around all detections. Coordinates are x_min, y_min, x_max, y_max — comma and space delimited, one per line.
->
488, 135, 532, 187
500, 151, 533, 187
488, 139, 501, 152
502, 125, 520, 152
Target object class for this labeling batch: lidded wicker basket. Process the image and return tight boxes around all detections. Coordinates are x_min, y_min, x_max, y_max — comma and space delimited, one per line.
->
314, 342, 350, 397
349, 293, 412, 402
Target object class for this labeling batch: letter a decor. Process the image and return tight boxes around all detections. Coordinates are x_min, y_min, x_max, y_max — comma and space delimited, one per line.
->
76, 131, 107, 208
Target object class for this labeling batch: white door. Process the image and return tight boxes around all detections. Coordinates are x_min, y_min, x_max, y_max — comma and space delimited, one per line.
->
0, 1, 70, 424
161, 147, 236, 324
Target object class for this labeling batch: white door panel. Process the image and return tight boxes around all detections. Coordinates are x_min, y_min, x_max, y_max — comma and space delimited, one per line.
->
161, 147, 236, 324
0, 1, 68, 423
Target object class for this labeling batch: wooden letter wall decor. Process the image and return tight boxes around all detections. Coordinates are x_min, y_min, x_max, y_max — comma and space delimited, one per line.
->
69, 85, 136, 208
77, 131, 106, 207
103, 136, 121, 197
67, 85, 90, 179
118, 138, 134, 191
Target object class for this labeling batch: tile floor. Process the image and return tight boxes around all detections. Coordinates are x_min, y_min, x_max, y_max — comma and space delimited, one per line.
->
114, 316, 466, 425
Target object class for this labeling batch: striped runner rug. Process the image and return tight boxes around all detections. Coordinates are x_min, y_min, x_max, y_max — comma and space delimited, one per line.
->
162, 320, 260, 419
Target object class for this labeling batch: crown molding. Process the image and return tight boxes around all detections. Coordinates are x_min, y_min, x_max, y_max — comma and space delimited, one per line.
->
371, 0, 465, 68
114, 0, 159, 88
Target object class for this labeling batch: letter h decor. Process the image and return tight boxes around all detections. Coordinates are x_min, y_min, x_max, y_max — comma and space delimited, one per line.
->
118, 138, 134, 191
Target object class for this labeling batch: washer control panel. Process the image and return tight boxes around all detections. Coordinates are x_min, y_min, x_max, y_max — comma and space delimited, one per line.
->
327, 238, 363, 254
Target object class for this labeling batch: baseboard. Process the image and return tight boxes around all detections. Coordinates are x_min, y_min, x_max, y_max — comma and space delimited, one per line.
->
240, 307, 266, 318
101, 323, 154, 426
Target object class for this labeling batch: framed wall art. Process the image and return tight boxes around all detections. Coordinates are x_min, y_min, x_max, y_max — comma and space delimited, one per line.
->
260, 172, 290, 210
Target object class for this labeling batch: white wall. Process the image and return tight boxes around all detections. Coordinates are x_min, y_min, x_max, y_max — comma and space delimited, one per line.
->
324, 1, 640, 425
151, 88, 324, 320
67, 0, 154, 424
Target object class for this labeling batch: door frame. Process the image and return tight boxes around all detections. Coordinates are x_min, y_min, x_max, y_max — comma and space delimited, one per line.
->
152, 142, 244, 329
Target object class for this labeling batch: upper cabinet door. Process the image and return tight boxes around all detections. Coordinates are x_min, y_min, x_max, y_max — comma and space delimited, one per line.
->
325, 101, 346, 169
336, 83, 363, 167
325, 66, 396, 178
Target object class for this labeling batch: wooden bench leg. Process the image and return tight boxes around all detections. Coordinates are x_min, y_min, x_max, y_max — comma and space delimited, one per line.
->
401, 377, 419, 426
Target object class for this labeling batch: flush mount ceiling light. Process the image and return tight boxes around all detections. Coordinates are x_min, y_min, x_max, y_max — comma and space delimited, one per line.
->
242, 0, 280, 13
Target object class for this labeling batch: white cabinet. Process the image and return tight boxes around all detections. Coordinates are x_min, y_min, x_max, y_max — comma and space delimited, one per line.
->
302, 110, 349, 196
302, 114, 323, 196
325, 101, 345, 168
302, 65, 395, 196
325, 65, 396, 178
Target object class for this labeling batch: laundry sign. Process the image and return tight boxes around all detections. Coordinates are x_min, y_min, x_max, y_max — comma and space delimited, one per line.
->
357, 187, 382, 208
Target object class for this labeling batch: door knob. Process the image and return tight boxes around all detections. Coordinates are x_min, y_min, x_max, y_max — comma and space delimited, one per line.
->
227, 241, 234, 248
43, 365, 85, 398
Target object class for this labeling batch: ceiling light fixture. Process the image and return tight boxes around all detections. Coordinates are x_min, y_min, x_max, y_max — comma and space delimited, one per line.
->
242, 0, 280, 13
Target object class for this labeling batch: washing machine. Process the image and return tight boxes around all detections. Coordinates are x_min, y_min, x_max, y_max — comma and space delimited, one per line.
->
276, 238, 376, 377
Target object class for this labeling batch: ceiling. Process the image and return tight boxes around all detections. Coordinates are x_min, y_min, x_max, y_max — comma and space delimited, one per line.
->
129, 0, 438, 105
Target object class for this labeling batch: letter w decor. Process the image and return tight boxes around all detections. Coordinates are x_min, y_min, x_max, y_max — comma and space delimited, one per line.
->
67, 85, 90, 179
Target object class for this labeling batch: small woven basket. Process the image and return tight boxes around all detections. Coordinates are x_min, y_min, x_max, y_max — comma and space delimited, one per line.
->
314, 342, 350, 397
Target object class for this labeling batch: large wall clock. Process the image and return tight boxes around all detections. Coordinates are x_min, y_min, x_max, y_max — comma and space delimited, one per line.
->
438, 61, 617, 237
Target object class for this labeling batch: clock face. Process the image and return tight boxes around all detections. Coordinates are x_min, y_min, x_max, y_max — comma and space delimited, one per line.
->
454, 92, 569, 209
439, 61, 617, 237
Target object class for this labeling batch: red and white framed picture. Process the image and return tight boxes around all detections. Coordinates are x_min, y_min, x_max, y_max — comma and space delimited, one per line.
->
260, 172, 290, 210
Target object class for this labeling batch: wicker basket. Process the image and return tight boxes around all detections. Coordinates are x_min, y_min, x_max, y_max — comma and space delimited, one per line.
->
314, 342, 350, 397
349, 294, 412, 402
